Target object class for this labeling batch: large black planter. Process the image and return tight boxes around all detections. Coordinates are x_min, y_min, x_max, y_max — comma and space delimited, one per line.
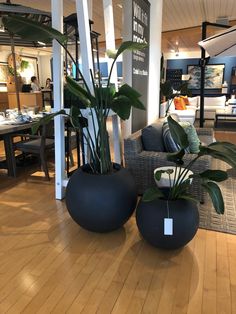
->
136, 198, 199, 249
66, 164, 137, 233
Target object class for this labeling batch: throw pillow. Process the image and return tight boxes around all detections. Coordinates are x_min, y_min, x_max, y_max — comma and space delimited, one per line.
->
179, 121, 200, 153
142, 122, 165, 152
180, 95, 190, 106
162, 121, 200, 153
188, 96, 199, 108
162, 122, 179, 152
174, 97, 187, 110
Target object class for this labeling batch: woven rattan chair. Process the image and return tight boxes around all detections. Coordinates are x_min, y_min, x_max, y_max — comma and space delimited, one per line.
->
124, 126, 214, 202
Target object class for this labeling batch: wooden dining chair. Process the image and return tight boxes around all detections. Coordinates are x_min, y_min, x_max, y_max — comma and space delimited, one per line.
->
13, 121, 55, 180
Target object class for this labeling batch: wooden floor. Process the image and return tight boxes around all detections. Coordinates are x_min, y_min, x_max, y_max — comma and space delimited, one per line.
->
0, 130, 236, 313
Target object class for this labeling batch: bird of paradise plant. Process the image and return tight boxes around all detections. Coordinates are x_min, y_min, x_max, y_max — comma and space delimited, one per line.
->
3, 15, 147, 174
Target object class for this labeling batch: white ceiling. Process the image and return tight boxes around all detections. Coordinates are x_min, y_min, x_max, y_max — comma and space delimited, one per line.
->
5, 0, 236, 53
162, 0, 236, 32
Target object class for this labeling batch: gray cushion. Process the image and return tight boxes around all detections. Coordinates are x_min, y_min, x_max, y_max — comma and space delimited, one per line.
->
16, 138, 54, 150
141, 122, 165, 152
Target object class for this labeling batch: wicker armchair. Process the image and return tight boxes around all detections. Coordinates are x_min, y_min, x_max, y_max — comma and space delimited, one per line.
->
124, 127, 214, 202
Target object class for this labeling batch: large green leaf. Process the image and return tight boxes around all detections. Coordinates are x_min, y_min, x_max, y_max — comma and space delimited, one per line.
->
142, 187, 164, 202
94, 85, 116, 108
110, 96, 132, 120
117, 84, 142, 98
70, 106, 82, 129
66, 77, 93, 108
172, 179, 191, 198
114, 41, 148, 62
207, 142, 236, 159
31, 110, 66, 134
209, 141, 236, 151
166, 149, 185, 165
115, 84, 145, 110
167, 115, 189, 149
2, 15, 67, 45
195, 170, 228, 182
199, 146, 236, 168
201, 181, 224, 214
178, 194, 198, 203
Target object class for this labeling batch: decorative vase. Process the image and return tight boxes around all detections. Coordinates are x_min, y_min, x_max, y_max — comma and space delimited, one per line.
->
136, 197, 199, 249
66, 163, 137, 233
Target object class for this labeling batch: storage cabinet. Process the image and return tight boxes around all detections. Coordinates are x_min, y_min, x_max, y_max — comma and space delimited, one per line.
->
8, 92, 43, 110
0, 92, 9, 111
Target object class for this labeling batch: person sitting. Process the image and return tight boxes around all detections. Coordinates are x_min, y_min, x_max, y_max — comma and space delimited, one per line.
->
31, 76, 41, 92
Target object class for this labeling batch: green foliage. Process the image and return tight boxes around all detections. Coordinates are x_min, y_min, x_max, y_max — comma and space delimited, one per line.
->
2, 15, 67, 45
142, 187, 164, 202
20, 60, 29, 71
2, 15, 147, 174
143, 115, 236, 215
167, 115, 189, 149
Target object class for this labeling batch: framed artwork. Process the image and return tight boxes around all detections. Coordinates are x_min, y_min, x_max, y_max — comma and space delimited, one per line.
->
20, 55, 39, 83
0, 62, 9, 83
187, 64, 225, 89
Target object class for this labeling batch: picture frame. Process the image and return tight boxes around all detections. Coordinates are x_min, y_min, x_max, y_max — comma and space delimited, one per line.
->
20, 55, 39, 83
187, 64, 225, 89
0, 62, 9, 83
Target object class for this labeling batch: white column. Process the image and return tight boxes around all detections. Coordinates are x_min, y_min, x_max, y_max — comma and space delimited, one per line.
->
75, 0, 93, 89
122, 0, 133, 137
75, 0, 97, 162
103, 0, 118, 86
147, 0, 163, 124
87, 0, 93, 20
52, 0, 66, 200
103, 0, 121, 164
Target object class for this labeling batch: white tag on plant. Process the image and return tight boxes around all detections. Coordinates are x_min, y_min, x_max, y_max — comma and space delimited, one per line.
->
164, 218, 173, 235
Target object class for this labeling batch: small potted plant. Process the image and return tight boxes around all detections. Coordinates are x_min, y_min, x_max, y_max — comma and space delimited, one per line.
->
3, 15, 147, 233
136, 115, 236, 249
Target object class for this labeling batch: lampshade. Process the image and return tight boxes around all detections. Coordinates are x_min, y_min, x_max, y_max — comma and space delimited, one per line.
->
181, 74, 190, 81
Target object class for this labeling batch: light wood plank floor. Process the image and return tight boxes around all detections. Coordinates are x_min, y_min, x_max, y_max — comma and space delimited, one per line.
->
0, 131, 236, 313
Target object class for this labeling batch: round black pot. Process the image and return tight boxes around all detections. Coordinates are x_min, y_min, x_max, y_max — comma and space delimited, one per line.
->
136, 198, 199, 249
66, 164, 137, 233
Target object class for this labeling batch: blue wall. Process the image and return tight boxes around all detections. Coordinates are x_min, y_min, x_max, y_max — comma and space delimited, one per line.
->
97, 62, 123, 78
167, 56, 236, 92
72, 62, 123, 79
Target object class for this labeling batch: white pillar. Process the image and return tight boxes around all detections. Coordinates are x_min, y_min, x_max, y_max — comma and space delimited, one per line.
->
75, 0, 97, 162
103, 0, 118, 86
103, 0, 121, 164
75, 0, 93, 89
147, 0, 163, 124
87, 0, 93, 20
122, 1, 133, 138
52, 0, 66, 200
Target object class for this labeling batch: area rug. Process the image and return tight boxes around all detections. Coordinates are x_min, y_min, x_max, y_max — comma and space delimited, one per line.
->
199, 159, 236, 234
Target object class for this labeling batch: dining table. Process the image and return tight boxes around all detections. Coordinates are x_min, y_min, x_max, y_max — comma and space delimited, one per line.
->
0, 121, 36, 177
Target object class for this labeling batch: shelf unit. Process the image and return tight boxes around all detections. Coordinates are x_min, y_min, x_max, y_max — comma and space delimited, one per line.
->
230, 66, 236, 94
166, 69, 182, 90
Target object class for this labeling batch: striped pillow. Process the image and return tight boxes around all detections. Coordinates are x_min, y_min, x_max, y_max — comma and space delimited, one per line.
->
162, 122, 179, 152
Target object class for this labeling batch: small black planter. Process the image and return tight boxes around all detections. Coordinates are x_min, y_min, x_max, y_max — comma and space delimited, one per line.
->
66, 164, 137, 233
136, 198, 199, 249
